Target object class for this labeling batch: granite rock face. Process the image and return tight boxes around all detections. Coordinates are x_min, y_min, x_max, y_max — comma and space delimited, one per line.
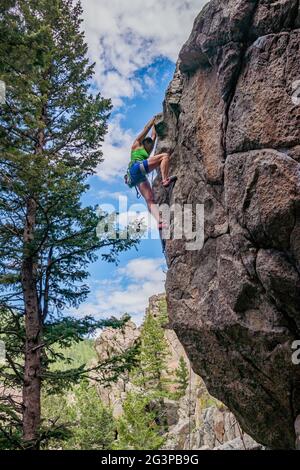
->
94, 295, 259, 449
94, 320, 140, 418
154, 0, 300, 449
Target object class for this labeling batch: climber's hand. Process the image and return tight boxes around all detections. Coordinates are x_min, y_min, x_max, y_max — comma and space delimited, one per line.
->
132, 117, 156, 149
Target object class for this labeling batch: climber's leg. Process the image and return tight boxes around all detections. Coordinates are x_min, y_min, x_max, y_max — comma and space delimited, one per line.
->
147, 152, 170, 182
147, 152, 177, 188
138, 179, 161, 224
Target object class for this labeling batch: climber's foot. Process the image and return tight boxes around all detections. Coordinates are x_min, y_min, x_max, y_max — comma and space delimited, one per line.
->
162, 176, 177, 188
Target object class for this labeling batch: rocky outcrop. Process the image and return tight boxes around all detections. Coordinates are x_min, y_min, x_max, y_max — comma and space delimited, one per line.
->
94, 294, 261, 450
94, 295, 191, 417
154, 0, 300, 449
94, 320, 140, 418
214, 434, 262, 450
163, 381, 262, 450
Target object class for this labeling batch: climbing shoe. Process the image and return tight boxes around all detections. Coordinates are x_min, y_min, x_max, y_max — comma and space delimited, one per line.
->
162, 175, 177, 188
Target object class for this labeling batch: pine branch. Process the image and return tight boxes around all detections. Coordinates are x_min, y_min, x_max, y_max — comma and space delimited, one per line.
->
0, 425, 24, 450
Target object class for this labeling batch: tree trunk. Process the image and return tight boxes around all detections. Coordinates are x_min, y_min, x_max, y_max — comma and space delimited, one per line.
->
21, 197, 41, 449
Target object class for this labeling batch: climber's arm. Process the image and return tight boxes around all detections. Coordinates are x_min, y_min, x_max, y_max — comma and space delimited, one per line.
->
132, 117, 155, 150
151, 124, 157, 142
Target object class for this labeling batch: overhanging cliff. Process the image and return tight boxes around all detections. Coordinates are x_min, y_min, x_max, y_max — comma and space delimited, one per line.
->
154, 0, 300, 449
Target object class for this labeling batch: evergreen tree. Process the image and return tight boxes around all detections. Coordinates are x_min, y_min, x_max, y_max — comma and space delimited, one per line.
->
133, 312, 169, 392
40, 389, 75, 448
0, 0, 139, 449
0, 309, 138, 449
114, 392, 165, 450
73, 381, 115, 450
175, 356, 189, 398
42, 381, 115, 450
157, 296, 168, 327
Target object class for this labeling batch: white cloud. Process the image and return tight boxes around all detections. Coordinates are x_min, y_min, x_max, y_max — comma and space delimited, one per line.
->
97, 114, 134, 181
118, 258, 165, 282
81, 0, 204, 106
97, 189, 125, 200
73, 257, 166, 323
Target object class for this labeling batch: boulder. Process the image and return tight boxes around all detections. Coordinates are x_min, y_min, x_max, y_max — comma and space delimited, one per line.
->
154, 0, 300, 449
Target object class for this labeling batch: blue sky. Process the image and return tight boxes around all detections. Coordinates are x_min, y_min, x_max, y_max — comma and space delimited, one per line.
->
74, 0, 205, 324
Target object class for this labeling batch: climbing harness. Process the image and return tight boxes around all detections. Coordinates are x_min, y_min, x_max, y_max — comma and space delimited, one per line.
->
124, 162, 148, 196
139, 161, 147, 177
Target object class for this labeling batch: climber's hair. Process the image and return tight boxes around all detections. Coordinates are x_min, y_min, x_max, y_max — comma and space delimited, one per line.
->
142, 137, 154, 147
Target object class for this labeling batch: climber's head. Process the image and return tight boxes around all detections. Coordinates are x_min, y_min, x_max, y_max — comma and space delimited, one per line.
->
142, 137, 154, 154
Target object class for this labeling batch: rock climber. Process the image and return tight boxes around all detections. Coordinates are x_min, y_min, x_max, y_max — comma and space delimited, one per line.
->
124, 116, 177, 230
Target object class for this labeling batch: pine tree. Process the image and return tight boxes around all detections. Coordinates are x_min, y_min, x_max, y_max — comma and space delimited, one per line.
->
42, 381, 115, 450
157, 296, 168, 327
133, 312, 169, 392
73, 381, 115, 450
175, 356, 189, 398
0, 0, 139, 449
114, 392, 165, 450
0, 309, 138, 449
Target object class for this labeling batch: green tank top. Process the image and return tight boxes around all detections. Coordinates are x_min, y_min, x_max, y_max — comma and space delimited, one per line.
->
130, 147, 149, 166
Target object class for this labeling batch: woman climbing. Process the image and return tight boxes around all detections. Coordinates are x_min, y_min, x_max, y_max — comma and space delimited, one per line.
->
124, 116, 177, 229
